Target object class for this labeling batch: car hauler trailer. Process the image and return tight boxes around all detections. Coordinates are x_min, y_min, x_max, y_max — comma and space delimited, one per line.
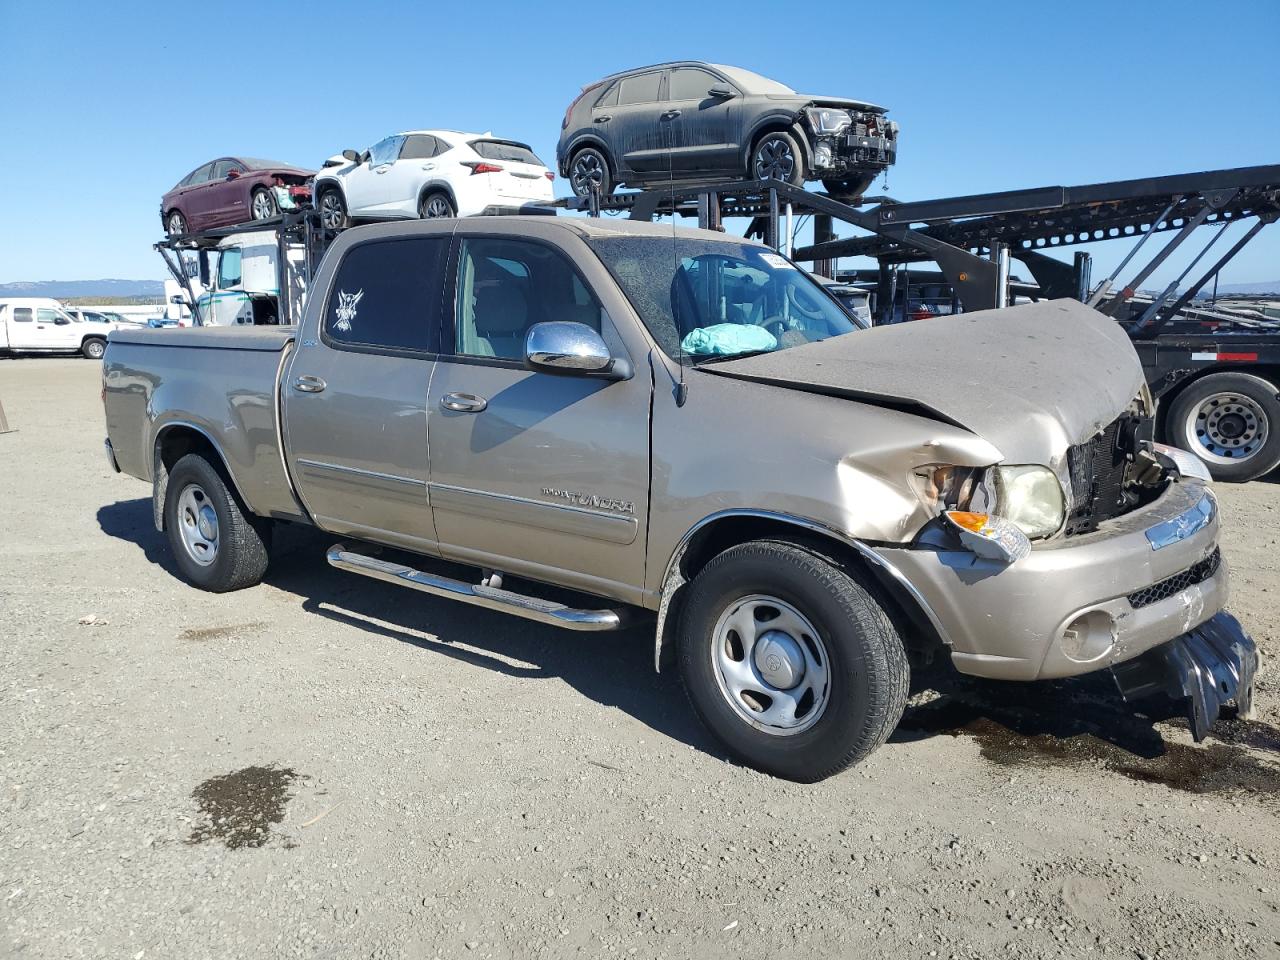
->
559, 164, 1280, 481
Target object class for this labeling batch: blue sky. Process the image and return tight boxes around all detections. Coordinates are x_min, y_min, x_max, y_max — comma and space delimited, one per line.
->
2, 0, 1277, 287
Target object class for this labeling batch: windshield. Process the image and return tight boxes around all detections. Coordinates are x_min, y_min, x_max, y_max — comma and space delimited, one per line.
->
588, 237, 857, 362
710, 64, 795, 95
238, 157, 293, 170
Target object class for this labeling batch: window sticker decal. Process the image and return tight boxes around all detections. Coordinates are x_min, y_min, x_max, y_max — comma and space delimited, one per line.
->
334, 289, 364, 332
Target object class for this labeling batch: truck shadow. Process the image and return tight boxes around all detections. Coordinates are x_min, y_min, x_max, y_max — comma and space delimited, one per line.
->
97, 496, 1279, 787
96, 497, 720, 760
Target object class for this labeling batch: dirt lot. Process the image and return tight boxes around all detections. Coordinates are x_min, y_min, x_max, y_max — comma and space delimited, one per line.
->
2, 358, 1278, 959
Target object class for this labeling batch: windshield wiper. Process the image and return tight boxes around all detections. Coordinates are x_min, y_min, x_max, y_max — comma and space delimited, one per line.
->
690, 349, 776, 365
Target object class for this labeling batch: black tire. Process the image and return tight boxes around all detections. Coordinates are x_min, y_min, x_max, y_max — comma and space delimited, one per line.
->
419, 191, 456, 219
81, 337, 106, 360
750, 131, 806, 186
568, 146, 613, 199
163, 453, 271, 592
250, 187, 278, 221
318, 187, 348, 230
678, 540, 909, 782
822, 174, 876, 200
165, 210, 187, 237
1165, 372, 1280, 482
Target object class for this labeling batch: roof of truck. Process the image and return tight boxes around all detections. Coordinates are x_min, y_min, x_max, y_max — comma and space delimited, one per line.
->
549, 215, 764, 245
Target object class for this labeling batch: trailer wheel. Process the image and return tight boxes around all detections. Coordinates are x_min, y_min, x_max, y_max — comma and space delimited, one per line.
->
751, 131, 805, 186
250, 187, 277, 221
318, 188, 348, 230
163, 453, 271, 592
81, 337, 106, 360
678, 540, 909, 782
1167, 371, 1280, 482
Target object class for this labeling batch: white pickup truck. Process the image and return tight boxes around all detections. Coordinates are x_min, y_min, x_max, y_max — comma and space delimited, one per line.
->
0, 297, 114, 359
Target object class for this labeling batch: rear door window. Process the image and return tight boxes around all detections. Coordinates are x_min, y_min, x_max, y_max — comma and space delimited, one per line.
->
324, 237, 449, 354
399, 135, 439, 160
595, 81, 619, 108
617, 72, 662, 105
12, 307, 32, 322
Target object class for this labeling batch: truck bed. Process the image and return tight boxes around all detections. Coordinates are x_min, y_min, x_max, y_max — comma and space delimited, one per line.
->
103, 326, 304, 523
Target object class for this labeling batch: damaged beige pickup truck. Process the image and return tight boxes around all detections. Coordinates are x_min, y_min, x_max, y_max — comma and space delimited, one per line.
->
102, 217, 1258, 781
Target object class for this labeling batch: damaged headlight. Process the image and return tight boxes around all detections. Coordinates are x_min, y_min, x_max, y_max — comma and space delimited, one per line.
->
805, 107, 852, 136
912, 463, 1066, 541
991, 465, 1066, 539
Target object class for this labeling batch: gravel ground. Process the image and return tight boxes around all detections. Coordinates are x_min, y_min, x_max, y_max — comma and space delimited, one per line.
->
2, 358, 1278, 959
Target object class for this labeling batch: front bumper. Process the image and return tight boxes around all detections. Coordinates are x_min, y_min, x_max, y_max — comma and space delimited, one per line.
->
104, 437, 120, 473
875, 479, 1227, 681
811, 133, 897, 174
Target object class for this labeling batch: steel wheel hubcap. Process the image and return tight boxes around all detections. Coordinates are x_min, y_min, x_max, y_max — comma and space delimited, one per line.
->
1186, 392, 1268, 463
755, 139, 795, 180
711, 594, 830, 736
177, 483, 219, 567
573, 154, 604, 192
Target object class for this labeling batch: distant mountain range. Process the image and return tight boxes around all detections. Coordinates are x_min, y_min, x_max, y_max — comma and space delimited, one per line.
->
0, 279, 165, 299
1210, 281, 1280, 296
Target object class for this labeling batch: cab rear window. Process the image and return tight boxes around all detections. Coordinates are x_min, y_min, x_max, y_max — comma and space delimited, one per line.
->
324, 238, 448, 354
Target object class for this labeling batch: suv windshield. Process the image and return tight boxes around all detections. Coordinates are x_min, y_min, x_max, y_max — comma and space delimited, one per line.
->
587, 237, 857, 362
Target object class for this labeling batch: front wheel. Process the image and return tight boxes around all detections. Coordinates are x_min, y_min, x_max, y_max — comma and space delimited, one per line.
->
678, 540, 909, 782
751, 131, 805, 186
318, 188, 348, 230
165, 210, 187, 237
1166, 372, 1280, 482
81, 337, 106, 360
163, 453, 271, 592
250, 187, 277, 221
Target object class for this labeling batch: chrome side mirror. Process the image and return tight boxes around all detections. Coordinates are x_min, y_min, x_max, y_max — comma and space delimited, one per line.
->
525, 321, 621, 377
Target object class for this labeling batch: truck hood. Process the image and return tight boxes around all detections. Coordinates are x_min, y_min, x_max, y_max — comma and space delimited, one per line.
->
701, 299, 1145, 465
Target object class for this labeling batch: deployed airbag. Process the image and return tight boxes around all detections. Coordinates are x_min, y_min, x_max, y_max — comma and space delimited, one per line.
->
681, 323, 777, 356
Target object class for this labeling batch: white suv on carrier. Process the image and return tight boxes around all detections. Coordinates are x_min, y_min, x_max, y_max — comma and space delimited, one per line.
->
313, 130, 555, 228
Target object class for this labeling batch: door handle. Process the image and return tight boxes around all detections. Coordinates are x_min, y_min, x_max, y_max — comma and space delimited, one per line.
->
293, 375, 326, 393
440, 392, 487, 413
660, 110, 682, 120
421, 163, 436, 170
593, 115, 611, 123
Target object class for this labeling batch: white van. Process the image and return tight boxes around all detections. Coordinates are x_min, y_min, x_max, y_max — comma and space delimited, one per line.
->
0, 298, 112, 359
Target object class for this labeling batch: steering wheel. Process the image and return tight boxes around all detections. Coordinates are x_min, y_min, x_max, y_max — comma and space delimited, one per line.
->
786, 280, 827, 321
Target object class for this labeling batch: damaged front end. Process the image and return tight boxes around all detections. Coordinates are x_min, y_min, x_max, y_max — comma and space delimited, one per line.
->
271, 174, 312, 212
802, 102, 898, 193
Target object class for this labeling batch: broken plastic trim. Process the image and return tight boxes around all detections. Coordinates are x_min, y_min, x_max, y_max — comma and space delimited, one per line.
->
1112, 611, 1258, 741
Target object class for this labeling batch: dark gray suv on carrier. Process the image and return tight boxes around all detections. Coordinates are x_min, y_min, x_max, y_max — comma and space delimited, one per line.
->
557, 61, 898, 200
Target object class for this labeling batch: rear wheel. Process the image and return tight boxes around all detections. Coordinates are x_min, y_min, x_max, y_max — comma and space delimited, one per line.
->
250, 187, 277, 221
1167, 372, 1280, 482
569, 147, 613, 199
165, 210, 187, 237
163, 453, 271, 592
318, 188, 348, 230
81, 337, 106, 360
419, 191, 456, 218
678, 540, 909, 782
751, 131, 805, 186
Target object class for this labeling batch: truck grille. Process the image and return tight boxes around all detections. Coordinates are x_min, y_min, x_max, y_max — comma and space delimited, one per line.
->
1127, 549, 1221, 609
1064, 417, 1136, 536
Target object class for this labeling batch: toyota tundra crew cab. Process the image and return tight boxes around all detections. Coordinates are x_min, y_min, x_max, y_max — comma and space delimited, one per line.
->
101, 217, 1258, 782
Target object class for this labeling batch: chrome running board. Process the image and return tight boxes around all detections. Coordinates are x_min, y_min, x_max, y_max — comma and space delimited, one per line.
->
325, 544, 626, 632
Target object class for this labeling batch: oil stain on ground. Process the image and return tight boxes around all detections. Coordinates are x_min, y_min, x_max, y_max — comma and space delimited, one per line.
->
899, 698, 1280, 800
187, 764, 304, 849
179, 621, 267, 642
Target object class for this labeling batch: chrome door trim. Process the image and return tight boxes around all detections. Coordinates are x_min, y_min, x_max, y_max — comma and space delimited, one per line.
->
295, 458, 427, 489
429, 482, 639, 545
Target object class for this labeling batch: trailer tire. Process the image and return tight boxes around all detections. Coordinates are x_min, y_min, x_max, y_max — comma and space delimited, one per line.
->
678, 540, 909, 782
163, 453, 271, 592
1167, 371, 1280, 482
81, 337, 106, 360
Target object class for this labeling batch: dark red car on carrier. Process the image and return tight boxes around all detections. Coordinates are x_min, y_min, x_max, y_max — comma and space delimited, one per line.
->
161, 157, 314, 236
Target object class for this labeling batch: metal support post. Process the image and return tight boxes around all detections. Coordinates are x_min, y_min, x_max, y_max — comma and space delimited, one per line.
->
992, 243, 1010, 309
813, 215, 835, 278
784, 202, 793, 258
876, 262, 896, 325
1073, 251, 1092, 302
1086, 195, 1182, 306
767, 188, 780, 251
1098, 203, 1219, 317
